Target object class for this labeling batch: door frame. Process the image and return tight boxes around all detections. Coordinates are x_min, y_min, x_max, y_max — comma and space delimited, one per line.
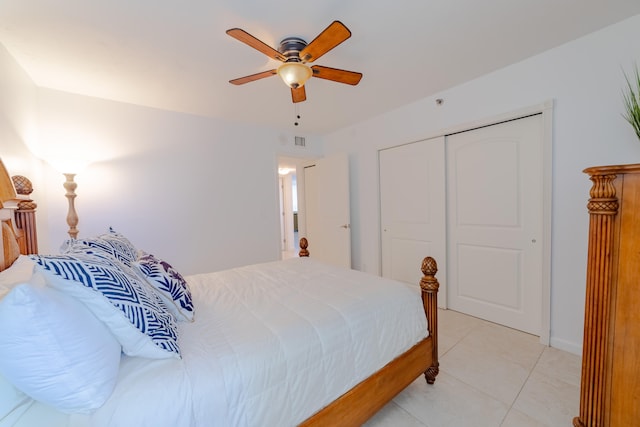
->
278, 155, 315, 258
378, 100, 553, 345
278, 174, 295, 252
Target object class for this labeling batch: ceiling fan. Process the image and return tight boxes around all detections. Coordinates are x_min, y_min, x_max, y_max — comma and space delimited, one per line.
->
226, 21, 363, 103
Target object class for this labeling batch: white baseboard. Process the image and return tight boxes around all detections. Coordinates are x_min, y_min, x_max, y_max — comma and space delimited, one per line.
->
550, 336, 582, 356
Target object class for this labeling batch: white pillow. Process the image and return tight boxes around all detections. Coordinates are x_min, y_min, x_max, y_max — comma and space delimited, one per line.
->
1, 256, 38, 301
30, 252, 181, 359
0, 283, 122, 414
0, 372, 32, 421
0, 255, 39, 288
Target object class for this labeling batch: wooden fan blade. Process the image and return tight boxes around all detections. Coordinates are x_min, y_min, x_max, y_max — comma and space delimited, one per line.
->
291, 86, 306, 103
299, 21, 351, 63
229, 69, 277, 85
311, 65, 362, 85
226, 28, 286, 62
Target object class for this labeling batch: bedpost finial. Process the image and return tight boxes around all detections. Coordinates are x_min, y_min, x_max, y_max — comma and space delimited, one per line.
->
11, 175, 33, 196
11, 175, 37, 210
420, 256, 439, 293
299, 237, 309, 257
421, 256, 437, 277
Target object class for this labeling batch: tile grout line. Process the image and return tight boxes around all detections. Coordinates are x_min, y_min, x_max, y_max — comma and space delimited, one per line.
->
440, 318, 548, 427
392, 316, 489, 427
497, 346, 547, 426
437, 320, 512, 425
438, 316, 486, 358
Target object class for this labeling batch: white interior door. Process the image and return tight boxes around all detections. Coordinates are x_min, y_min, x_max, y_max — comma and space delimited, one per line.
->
304, 154, 351, 268
446, 114, 543, 335
379, 137, 447, 306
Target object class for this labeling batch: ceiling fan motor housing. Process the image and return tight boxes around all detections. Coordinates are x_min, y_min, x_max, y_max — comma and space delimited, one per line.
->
279, 37, 308, 62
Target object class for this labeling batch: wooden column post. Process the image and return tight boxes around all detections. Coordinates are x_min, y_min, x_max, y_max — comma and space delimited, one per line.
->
573, 173, 618, 427
420, 256, 439, 384
11, 175, 38, 254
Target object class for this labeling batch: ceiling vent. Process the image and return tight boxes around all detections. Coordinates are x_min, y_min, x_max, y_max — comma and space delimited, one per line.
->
295, 136, 306, 147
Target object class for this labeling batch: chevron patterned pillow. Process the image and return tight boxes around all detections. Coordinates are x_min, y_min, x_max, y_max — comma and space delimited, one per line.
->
61, 228, 139, 267
30, 252, 180, 359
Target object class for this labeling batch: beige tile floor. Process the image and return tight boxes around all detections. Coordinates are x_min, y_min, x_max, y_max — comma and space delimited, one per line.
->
364, 309, 581, 427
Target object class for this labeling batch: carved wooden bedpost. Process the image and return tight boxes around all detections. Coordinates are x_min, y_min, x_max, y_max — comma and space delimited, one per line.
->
11, 175, 38, 254
420, 256, 439, 384
573, 172, 618, 427
298, 237, 309, 257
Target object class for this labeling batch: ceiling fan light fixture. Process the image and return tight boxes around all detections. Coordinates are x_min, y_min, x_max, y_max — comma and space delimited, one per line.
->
277, 62, 312, 89
227, 22, 361, 102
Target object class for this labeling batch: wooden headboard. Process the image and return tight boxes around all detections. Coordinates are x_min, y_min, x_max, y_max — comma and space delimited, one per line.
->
1, 221, 21, 271
0, 159, 38, 272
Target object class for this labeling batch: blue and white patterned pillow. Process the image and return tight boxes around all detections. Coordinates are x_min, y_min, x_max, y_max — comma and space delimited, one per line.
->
61, 228, 138, 267
134, 252, 194, 322
30, 252, 180, 359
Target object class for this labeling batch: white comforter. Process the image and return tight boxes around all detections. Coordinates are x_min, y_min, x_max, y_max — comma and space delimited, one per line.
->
14, 257, 428, 427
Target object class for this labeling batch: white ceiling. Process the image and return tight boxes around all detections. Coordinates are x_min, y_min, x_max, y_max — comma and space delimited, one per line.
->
1, 1, 639, 135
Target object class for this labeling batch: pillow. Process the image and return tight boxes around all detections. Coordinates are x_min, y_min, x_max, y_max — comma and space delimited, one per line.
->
0, 283, 121, 413
30, 252, 180, 359
0, 255, 37, 287
134, 252, 195, 322
0, 372, 32, 420
0, 256, 44, 301
61, 227, 138, 267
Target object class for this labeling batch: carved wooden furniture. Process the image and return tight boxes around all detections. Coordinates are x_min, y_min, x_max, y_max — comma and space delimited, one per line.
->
298, 237, 439, 426
574, 164, 640, 427
11, 175, 38, 254
0, 160, 38, 261
0, 161, 37, 267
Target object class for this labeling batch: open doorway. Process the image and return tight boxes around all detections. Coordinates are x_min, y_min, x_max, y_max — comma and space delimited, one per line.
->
278, 156, 305, 260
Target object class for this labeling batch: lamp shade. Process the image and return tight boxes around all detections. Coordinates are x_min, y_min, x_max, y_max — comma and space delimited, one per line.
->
277, 62, 312, 89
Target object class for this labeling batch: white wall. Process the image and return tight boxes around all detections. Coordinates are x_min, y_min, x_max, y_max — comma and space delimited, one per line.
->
1, 42, 323, 274
0, 43, 49, 246
0, 45, 37, 159
323, 14, 640, 354
33, 89, 323, 274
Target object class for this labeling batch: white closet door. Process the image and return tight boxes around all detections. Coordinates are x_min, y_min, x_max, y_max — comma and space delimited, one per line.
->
446, 114, 543, 335
379, 136, 447, 306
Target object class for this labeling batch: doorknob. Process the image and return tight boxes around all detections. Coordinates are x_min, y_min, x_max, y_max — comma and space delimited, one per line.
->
340, 224, 350, 229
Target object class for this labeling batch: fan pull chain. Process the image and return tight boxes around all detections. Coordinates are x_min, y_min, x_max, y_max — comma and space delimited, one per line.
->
294, 104, 301, 126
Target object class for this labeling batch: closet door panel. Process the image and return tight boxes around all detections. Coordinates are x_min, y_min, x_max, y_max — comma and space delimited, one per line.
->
447, 114, 543, 335
379, 136, 446, 306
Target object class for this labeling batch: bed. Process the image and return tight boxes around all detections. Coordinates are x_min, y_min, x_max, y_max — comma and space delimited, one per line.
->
0, 160, 439, 427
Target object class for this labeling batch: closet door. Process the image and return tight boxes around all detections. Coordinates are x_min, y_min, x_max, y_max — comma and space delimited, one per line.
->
446, 114, 543, 335
379, 136, 446, 306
